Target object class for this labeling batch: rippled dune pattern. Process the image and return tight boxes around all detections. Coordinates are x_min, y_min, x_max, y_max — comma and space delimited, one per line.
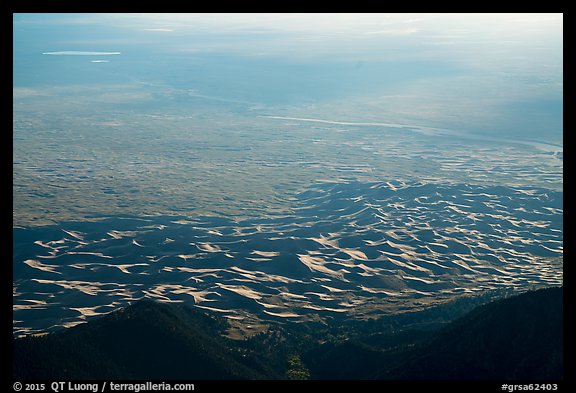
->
13, 182, 562, 335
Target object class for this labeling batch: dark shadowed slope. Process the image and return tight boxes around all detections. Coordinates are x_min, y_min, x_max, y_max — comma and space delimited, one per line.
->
304, 287, 563, 380
13, 287, 562, 380
383, 286, 563, 380
13, 300, 278, 380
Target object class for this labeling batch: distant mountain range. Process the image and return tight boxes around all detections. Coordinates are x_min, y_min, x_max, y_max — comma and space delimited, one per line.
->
13, 286, 562, 380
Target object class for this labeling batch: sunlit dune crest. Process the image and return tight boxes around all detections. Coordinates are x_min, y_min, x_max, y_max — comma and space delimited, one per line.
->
110, 263, 149, 274
23, 259, 61, 274
195, 242, 223, 252
69, 306, 107, 318
62, 229, 84, 240
298, 254, 347, 279
61, 321, 87, 329
30, 279, 103, 296
320, 285, 349, 293
251, 250, 280, 257
263, 310, 300, 318
216, 283, 262, 300
195, 305, 231, 313
341, 248, 369, 260
310, 235, 339, 248
67, 252, 113, 258
177, 254, 196, 261
107, 230, 139, 239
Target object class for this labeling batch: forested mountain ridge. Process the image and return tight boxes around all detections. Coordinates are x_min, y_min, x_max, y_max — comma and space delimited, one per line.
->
385, 285, 563, 379
13, 287, 563, 380
305, 286, 563, 380
13, 300, 280, 380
